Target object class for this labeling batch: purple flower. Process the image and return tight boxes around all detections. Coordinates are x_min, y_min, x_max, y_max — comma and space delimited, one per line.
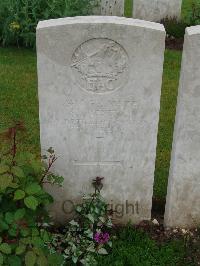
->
94, 232, 110, 244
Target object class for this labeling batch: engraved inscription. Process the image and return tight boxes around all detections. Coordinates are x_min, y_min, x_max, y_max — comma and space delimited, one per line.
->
64, 97, 137, 137
71, 38, 129, 93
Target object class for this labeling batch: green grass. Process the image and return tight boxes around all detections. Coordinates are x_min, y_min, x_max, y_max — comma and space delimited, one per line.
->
97, 227, 189, 266
154, 50, 182, 199
124, 0, 133, 17
182, 0, 194, 22
0, 48, 39, 154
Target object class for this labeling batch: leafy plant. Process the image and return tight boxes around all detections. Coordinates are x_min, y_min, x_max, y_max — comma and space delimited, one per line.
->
0, 0, 97, 48
50, 177, 113, 265
161, 18, 188, 39
0, 122, 64, 265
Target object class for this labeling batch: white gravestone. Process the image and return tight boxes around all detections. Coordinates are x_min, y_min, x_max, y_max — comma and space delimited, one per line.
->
93, 0, 124, 16
165, 26, 200, 228
37, 16, 165, 224
133, 0, 182, 22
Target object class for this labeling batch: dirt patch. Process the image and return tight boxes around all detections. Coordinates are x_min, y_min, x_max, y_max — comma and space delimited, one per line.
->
166, 37, 184, 51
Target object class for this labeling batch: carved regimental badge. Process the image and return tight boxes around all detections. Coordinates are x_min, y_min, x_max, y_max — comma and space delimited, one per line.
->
71, 38, 129, 93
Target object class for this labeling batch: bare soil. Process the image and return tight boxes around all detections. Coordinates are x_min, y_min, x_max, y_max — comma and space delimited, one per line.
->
166, 37, 184, 51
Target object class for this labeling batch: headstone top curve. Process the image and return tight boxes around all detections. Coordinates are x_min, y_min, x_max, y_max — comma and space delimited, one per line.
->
37, 16, 165, 32
186, 25, 200, 36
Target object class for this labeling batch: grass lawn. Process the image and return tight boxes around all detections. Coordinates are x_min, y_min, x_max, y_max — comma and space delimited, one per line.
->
0, 48, 39, 154
181, 0, 195, 22
125, 0, 133, 17
154, 50, 181, 199
97, 227, 190, 266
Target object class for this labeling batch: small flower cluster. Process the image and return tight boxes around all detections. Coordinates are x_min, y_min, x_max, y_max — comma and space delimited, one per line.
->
9, 21, 20, 31
94, 232, 110, 244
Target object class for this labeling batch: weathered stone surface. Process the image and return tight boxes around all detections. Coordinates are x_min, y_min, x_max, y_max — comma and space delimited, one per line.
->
133, 0, 182, 22
37, 16, 165, 224
93, 0, 124, 16
165, 26, 200, 228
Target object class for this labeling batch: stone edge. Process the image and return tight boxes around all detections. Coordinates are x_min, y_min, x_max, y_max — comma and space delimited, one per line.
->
186, 25, 200, 36
37, 16, 165, 33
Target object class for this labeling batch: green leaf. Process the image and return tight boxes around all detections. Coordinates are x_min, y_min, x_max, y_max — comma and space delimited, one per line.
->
48, 254, 64, 266
98, 248, 108, 255
99, 216, 106, 223
5, 212, 14, 224
24, 196, 39, 210
86, 245, 96, 253
15, 244, 26, 255
72, 256, 78, 264
20, 237, 31, 245
8, 227, 17, 237
25, 183, 42, 195
31, 237, 43, 247
11, 167, 25, 179
14, 208, 25, 221
69, 220, 79, 227
32, 247, 41, 256
76, 206, 82, 212
7, 255, 22, 266
37, 254, 48, 266
0, 253, 3, 265
0, 174, 13, 190
32, 228, 39, 237
0, 243, 11, 254
40, 230, 50, 242
25, 251, 36, 266
14, 190, 25, 200
48, 174, 64, 186
108, 241, 112, 248
0, 220, 9, 231
20, 228, 30, 237
9, 182, 19, 189
0, 164, 9, 174
47, 147, 54, 154
85, 229, 93, 239
87, 213, 95, 223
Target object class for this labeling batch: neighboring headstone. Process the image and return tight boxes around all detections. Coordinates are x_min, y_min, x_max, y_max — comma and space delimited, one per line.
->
93, 0, 124, 16
133, 0, 182, 22
165, 26, 200, 228
37, 16, 165, 224
101, 0, 124, 16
